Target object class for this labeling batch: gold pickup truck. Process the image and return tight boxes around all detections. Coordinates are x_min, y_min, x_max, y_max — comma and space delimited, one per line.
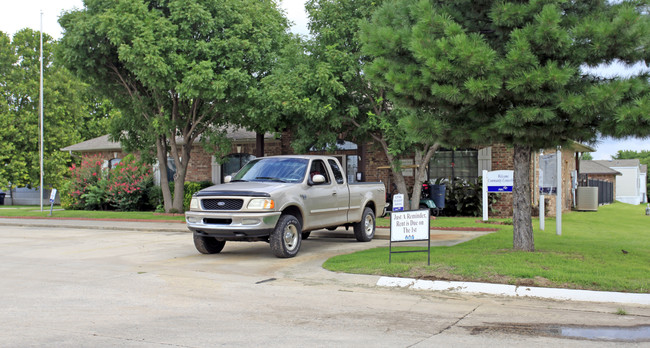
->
185, 155, 386, 258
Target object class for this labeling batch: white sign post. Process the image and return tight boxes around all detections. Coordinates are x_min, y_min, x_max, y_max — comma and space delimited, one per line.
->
48, 188, 57, 216
389, 209, 430, 265
556, 147, 562, 236
482, 170, 514, 221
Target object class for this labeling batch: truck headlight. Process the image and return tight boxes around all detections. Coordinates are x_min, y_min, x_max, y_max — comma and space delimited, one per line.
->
190, 197, 200, 210
248, 198, 274, 210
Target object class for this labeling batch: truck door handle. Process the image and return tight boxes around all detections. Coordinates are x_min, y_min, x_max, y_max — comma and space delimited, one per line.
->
332, 192, 337, 196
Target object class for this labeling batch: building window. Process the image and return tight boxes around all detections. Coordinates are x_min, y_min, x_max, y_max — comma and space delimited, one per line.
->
346, 155, 359, 182
429, 149, 478, 182
222, 153, 256, 181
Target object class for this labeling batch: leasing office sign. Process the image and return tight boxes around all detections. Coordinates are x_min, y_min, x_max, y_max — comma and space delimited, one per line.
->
486, 170, 514, 192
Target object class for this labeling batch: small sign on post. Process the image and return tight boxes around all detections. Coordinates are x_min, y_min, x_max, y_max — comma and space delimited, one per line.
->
392, 194, 404, 212
389, 209, 430, 265
482, 170, 513, 221
49, 188, 57, 216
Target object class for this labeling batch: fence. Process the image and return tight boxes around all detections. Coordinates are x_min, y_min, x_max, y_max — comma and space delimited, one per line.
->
578, 176, 614, 205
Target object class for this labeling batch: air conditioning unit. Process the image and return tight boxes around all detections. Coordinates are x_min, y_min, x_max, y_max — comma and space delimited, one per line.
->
576, 187, 598, 211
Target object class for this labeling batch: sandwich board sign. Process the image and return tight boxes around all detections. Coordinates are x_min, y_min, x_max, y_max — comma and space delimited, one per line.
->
389, 209, 430, 265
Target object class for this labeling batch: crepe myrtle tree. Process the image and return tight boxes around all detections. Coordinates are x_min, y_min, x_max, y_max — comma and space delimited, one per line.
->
58, 0, 290, 212
255, 0, 451, 209
361, 0, 650, 251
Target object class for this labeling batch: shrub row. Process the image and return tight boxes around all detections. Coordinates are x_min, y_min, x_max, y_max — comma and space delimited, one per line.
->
61, 154, 213, 212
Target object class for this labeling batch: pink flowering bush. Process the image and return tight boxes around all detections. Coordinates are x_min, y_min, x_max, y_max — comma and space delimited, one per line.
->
62, 154, 153, 211
105, 155, 153, 211
62, 154, 105, 210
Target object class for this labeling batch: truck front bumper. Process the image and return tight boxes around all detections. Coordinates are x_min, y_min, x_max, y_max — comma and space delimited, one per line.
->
185, 211, 281, 239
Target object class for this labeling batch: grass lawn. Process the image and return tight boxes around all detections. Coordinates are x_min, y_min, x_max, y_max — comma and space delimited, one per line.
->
325, 203, 650, 293
0, 206, 185, 221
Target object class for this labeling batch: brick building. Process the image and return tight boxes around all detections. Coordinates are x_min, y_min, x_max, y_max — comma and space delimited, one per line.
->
62, 130, 591, 217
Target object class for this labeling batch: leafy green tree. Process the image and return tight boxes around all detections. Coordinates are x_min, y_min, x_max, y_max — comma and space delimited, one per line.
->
0, 29, 106, 201
361, 0, 650, 250
258, 0, 452, 208
58, 0, 290, 212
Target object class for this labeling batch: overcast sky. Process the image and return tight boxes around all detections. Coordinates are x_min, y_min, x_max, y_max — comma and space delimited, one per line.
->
1, 0, 648, 160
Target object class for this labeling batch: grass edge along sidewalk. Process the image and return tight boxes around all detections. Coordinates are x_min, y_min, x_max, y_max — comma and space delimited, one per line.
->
326, 203, 650, 294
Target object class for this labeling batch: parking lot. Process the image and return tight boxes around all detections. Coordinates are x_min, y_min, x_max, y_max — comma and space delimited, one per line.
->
1, 220, 648, 346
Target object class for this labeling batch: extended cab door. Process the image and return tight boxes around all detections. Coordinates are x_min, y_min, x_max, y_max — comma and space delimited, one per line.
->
327, 158, 351, 224
303, 159, 349, 229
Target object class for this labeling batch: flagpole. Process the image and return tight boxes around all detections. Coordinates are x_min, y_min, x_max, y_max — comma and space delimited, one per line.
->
39, 10, 44, 211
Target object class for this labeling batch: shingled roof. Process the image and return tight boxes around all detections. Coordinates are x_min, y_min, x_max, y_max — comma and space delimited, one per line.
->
61, 127, 274, 152
61, 134, 121, 152
579, 160, 622, 175
593, 159, 641, 168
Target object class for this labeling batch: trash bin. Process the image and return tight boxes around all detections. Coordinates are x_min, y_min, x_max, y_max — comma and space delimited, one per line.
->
430, 184, 446, 209
0, 193, 5, 205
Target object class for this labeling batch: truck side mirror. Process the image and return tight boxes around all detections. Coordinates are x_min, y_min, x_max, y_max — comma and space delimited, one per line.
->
312, 174, 326, 184
224, 176, 232, 183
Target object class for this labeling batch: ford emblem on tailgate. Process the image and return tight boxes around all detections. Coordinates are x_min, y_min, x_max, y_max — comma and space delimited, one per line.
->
217, 201, 226, 206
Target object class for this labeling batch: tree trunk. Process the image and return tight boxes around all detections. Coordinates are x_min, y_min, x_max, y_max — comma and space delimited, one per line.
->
168, 130, 193, 213
409, 143, 439, 210
156, 136, 173, 213
513, 144, 534, 251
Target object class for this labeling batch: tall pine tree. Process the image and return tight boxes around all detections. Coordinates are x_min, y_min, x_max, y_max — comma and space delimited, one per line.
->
361, 0, 650, 251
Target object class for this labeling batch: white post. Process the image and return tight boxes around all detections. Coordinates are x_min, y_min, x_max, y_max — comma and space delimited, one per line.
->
482, 170, 488, 221
539, 194, 545, 231
556, 147, 562, 236
39, 10, 44, 212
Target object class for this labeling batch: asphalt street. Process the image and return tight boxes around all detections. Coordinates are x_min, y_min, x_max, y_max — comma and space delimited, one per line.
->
0, 218, 648, 347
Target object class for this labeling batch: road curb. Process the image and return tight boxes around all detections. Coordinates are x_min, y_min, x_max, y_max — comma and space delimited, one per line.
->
377, 276, 650, 305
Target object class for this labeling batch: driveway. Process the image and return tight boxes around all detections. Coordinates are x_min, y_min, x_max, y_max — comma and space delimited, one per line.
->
0, 220, 648, 346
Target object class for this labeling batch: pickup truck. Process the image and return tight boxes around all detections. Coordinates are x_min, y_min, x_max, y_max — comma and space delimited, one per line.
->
185, 155, 386, 258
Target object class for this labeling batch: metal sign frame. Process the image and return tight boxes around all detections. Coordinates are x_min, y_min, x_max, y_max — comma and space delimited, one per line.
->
389, 209, 431, 265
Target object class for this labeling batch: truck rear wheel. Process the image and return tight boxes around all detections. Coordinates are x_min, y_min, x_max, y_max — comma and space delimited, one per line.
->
270, 214, 302, 258
354, 207, 375, 242
194, 233, 226, 254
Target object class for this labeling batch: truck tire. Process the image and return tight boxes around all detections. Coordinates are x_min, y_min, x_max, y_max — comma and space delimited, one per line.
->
354, 207, 375, 242
270, 214, 302, 258
194, 233, 226, 254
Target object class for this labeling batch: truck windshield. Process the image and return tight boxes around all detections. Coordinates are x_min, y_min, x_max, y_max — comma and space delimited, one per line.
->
231, 158, 309, 183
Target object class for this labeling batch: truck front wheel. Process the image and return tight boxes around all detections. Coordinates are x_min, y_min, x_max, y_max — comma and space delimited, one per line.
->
194, 234, 226, 254
354, 207, 375, 242
270, 215, 302, 258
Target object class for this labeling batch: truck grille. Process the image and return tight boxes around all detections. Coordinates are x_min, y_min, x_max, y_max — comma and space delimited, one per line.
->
201, 199, 244, 211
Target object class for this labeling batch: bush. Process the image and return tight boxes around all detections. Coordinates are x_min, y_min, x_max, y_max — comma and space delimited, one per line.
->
105, 155, 153, 211
183, 181, 213, 211
64, 154, 105, 210
146, 180, 213, 212
62, 155, 211, 212
443, 177, 499, 217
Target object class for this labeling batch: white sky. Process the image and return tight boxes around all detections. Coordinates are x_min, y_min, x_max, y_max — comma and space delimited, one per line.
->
1, 0, 648, 160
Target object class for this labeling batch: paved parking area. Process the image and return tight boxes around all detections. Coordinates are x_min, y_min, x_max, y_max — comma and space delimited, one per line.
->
1, 220, 648, 346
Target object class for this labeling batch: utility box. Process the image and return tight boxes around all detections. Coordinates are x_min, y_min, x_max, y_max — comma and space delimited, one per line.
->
576, 187, 598, 211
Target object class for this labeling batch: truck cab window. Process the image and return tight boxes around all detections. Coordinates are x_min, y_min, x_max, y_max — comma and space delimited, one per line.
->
328, 159, 345, 184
